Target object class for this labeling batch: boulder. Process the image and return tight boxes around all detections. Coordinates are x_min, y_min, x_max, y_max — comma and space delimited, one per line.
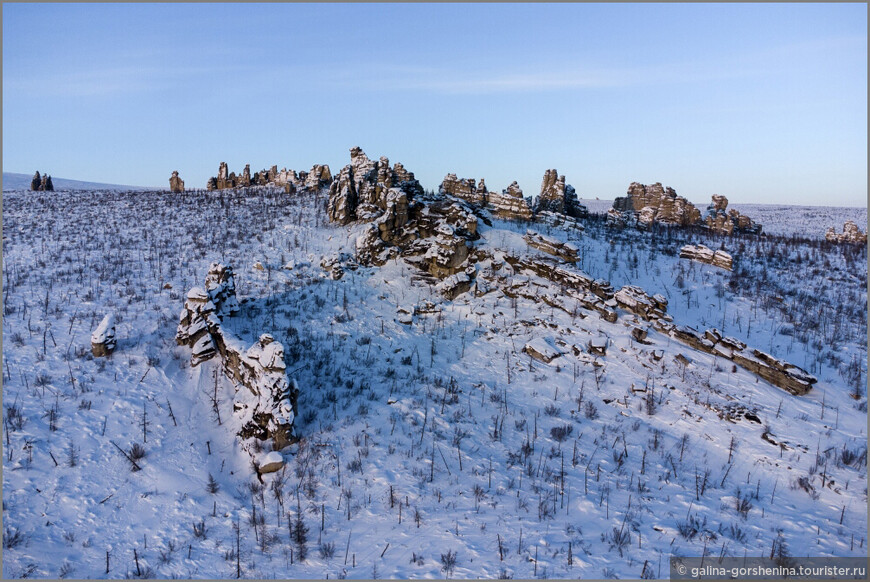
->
258, 451, 284, 474
90, 313, 117, 357
523, 338, 562, 363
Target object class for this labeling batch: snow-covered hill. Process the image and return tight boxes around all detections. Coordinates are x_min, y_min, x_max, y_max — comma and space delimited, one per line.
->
2, 172, 152, 192
2, 186, 866, 579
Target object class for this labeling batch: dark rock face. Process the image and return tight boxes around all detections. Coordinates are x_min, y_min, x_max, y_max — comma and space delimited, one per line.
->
169, 171, 185, 193
30, 171, 54, 191
826, 221, 867, 245
612, 182, 700, 228
704, 195, 761, 235
176, 263, 297, 450
535, 169, 587, 218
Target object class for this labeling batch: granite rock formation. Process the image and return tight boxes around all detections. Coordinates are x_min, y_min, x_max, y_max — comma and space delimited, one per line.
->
488, 181, 533, 221
169, 171, 185, 193
680, 244, 733, 270
612, 182, 700, 228
440, 174, 488, 206
704, 195, 761, 235
207, 161, 332, 193
176, 263, 297, 450
825, 221, 867, 245
524, 230, 579, 262
535, 169, 587, 218
327, 147, 478, 288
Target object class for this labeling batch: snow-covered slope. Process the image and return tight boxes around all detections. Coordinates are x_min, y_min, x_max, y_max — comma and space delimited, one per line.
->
2, 172, 152, 191
2, 187, 866, 579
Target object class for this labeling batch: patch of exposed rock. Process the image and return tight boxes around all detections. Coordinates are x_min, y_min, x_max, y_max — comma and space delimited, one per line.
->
176, 263, 297, 451
826, 221, 867, 245
680, 244, 733, 270
612, 182, 700, 228
704, 195, 761, 235
535, 169, 587, 218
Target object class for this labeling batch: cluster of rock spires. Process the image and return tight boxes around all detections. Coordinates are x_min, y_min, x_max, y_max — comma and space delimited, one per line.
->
609, 183, 761, 235
703, 195, 761, 235
169, 171, 184, 193
825, 221, 867, 245
679, 244, 733, 270
439, 169, 588, 222
206, 161, 332, 194
30, 171, 54, 191
176, 263, 297, 464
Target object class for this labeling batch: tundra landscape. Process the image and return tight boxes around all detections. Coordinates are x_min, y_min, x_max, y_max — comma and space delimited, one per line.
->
1, 148, 867, 578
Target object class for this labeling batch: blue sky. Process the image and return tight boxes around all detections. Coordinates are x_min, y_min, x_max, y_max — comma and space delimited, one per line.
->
3, 2, 867, 206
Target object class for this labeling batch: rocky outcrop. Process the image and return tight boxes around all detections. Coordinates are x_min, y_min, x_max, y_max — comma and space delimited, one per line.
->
680, 244, 733, 270
655, 323, 816, 395
535, 210, 585, 232
176, 263, 297, 450
30, 171, 54, 192
207, 162, 332, 193
704, 195, 761, 235
612, 182, 700, 228
90, 314, 116, 357
524, 230, 579, 262
535, 169, 587, 218
327, 147, 479, 291
440, 174, 488, 206
614, 286, 669, 321
328, 147, 424, 224
523, 338, 562, 363
501, 254, 617, 322
169, 171, 185, 193
488, 181, 533, 221
826, 221, 867, 245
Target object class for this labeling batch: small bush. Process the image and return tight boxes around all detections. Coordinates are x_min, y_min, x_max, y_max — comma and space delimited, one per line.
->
129, 443, 146, 461
549, 424, 573, 443
440, 549, 458, 577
